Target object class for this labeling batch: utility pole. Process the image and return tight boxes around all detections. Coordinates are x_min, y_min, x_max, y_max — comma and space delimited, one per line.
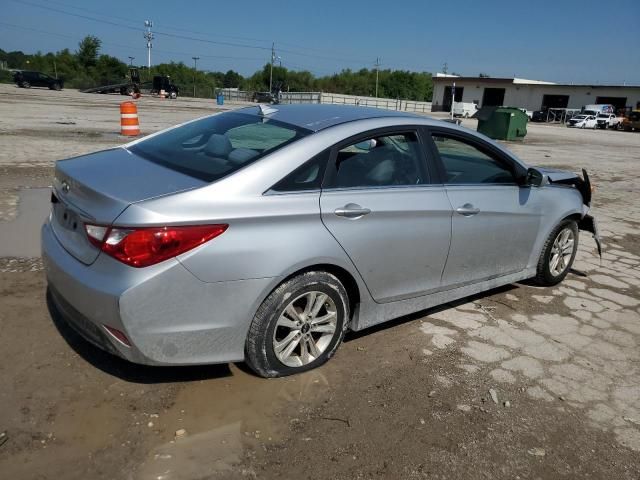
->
53, 59, 57, 79
269, 42, 275, 93
192, 56, 199, 97
442, 62, 448, 74
374, 57, 381, 98
144, 20, 153, 70
128, 56, 135, 66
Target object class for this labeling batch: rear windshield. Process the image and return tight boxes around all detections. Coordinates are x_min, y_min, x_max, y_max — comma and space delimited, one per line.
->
129, 112, 310, 182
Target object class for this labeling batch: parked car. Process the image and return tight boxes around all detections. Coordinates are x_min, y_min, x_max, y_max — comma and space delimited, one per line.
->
621, 110, 640, 131
567, 114, 597, 129
531, 109, 549, 122
42, 105, 600, 377
596, 113, 623, 129
518, 108, 533, 120
253, 91, 278, 103
13, 70, 63, 90
452, 102, 478, 118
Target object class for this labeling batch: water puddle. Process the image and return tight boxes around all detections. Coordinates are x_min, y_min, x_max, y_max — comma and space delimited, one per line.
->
0, 187, 51, 257
138, 365, 331, 479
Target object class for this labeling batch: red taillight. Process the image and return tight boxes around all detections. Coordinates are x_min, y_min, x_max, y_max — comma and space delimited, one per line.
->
84, 224, 228, 268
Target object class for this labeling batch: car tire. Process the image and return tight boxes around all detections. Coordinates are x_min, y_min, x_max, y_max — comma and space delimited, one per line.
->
51, 83, 61, 91
245, 271, 350, 378
534, 219, 579, 286
21, 81, 30, 88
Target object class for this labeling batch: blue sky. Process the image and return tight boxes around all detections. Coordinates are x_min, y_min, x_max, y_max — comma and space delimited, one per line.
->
2, 0, 639, 84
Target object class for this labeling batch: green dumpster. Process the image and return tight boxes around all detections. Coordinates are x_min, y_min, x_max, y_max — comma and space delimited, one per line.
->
475, 106, 528, 140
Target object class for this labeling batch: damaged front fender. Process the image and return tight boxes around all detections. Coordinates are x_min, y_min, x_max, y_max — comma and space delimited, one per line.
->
578, 214, 602, 258
536, 167, 601, 257
540, 167, 592, 206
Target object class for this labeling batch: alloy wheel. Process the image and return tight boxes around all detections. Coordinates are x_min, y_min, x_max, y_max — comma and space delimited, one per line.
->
549, 228, 574, 276
272, 291, 337, 368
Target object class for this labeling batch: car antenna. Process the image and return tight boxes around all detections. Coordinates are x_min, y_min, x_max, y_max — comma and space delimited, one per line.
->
258, 104, 278, 117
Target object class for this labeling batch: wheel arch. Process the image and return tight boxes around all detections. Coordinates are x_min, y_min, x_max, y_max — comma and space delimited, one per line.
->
278, 263, 361, 323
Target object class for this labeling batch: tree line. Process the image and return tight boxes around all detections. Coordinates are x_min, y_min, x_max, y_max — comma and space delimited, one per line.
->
1, 35, 433, 101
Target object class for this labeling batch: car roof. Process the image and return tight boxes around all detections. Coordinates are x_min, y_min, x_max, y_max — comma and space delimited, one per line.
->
235, 104, 424, 132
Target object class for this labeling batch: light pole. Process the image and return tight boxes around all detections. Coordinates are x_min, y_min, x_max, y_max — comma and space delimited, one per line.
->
128, 56, 135, 66
374, 57, 381, 98
269, 42, 275, 93
192, 56, 199, 97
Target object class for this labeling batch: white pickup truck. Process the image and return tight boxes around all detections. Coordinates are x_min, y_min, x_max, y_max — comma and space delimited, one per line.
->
596, 113, 624, 129
452, 102, 479, 118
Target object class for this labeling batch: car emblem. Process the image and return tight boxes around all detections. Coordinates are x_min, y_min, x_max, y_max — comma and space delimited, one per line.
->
61, 181, 70, 194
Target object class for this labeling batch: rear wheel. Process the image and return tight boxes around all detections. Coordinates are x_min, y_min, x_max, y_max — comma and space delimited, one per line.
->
21, 81, 30, 88
534, 220, 578, 286
245, 271, 349, 378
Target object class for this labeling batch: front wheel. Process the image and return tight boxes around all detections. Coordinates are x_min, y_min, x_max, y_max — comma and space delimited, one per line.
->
245, 271, 349, 378
534, 220, 578, 286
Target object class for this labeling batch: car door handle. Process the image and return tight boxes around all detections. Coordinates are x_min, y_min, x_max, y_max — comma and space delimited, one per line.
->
334, 204, 371, 218
455, 203, 480, 216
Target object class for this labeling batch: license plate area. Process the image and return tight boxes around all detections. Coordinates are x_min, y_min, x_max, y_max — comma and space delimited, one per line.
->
53, 200, 82, 232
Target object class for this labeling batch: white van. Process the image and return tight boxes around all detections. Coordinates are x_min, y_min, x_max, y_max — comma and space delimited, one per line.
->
452, 102, 479, 118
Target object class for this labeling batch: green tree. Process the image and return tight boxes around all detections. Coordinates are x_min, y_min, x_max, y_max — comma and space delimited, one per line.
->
222, 70, 243, 88
76, 35, 101, 69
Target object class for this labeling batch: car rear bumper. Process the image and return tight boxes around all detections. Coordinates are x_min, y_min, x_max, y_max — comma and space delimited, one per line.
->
42, 220, 278, 365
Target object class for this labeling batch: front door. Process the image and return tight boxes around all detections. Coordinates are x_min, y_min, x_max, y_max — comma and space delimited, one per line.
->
320, 129, 452, 303
428, 130, 542, 287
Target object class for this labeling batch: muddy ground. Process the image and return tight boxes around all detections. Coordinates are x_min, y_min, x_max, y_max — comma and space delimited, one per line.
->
0, 84, 639, 479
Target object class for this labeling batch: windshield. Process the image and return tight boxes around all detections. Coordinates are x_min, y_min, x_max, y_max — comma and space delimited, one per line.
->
574, 115, 587, 120
129, 112, 310, 182
597, 114, 609, 118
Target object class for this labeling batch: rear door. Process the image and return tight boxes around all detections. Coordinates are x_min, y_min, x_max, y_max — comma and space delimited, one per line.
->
320, 128, 452, 303
426, 128, 542, 288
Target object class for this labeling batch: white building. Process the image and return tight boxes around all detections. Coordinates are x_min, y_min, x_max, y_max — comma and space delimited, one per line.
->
432, 74, 640, 113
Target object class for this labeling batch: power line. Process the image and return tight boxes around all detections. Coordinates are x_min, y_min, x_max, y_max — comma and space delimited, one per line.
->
13, 0, 273, 50
42, 0, 367, 64
0, 21, 264, 64
11, 0, 373, 68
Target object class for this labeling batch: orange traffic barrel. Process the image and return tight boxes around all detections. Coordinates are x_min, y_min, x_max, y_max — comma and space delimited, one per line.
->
120, 101, 140, 136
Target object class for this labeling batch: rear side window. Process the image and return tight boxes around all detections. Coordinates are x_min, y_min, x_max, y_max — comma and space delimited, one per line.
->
271, 150, 329, 192
327, 132, 427, 189
129, 112, 309, 182
432, 135, 515, 185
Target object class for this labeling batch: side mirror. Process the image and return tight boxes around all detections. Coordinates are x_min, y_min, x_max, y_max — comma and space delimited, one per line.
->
354, 139, 377, 151
524, 167, 544, 187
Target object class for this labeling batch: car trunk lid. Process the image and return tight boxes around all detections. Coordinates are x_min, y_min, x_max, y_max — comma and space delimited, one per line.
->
51, 147, 206, 264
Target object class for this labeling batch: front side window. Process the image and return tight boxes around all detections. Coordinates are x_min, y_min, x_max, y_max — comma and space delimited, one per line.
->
328, 132, 426, 189
129, 112, 309, 182
432, 135, 515, 185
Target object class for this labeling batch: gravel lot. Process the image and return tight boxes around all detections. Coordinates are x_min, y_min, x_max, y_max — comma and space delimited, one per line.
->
0, 84, 639, 479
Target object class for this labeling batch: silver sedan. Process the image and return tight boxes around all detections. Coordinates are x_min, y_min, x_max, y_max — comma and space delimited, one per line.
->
42, 104, 600, 377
